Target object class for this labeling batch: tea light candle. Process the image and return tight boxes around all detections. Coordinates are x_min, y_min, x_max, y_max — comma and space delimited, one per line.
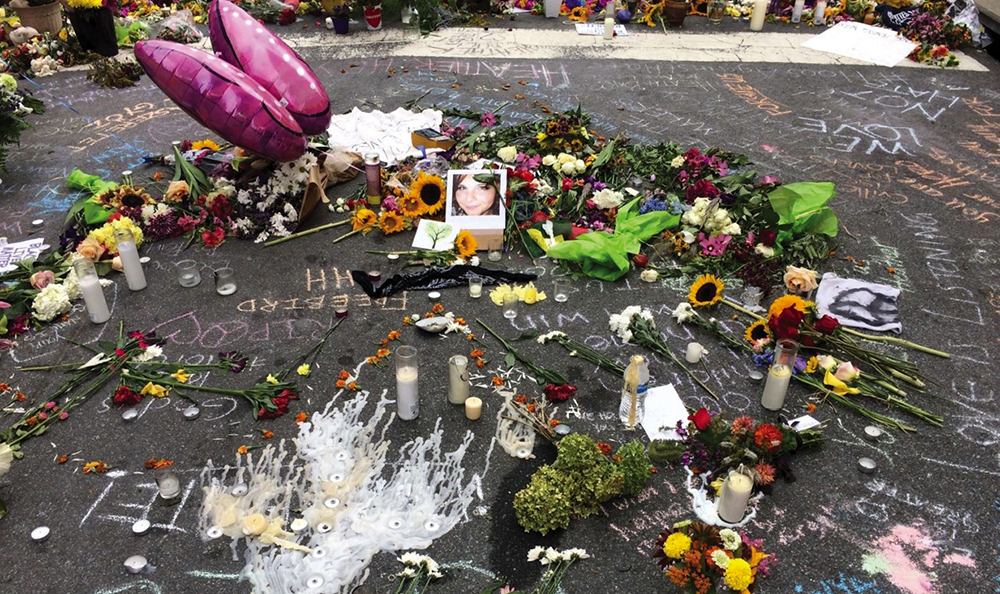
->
717, 471, 753, 523
863, 426, 882, 442
132, 519, 151, 535
553, 423, 572, 436
367, 270, 381, 283
182, 406, 200, 420
465, 397, 482, 420
121, 408, 138, 422
335, 307, 349, 318
387, 253, 400, 261
206, 526, 224, 539
428, 291, 441, 300
124, 555, 148, 574
30, 526, 50, 542
858, 457, 877, 473
748, 370, 764, 383
31, 219, 44, 229
685, 342, 703, 363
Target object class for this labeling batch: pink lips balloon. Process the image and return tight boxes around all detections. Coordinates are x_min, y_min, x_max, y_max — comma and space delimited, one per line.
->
209, 0, 331, 135
135, 40, 307, 162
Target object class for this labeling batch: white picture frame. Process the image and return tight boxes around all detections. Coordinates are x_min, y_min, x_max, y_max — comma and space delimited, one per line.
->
445, 169, 507, 230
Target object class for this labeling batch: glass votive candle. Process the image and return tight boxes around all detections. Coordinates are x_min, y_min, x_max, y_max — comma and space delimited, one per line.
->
469, 276, 483, 298
553, 278, 569, 303
487, 249, 502, 262
214, 268, 237, 296
503, 293, 518, 319
176, 260, 201, 288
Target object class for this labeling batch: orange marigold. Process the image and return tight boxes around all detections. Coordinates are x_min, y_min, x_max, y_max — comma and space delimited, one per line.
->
338, 371, 350, 380
526, 403, 536, 413
237, 445, 248, 455
336, 379, 347, 388
348, 381, 359, 391
549, 419, 560, 427
25, 416, 38, 426
806, 402, 817, 413
82, 461, 107, 474
376, 348, 391, 358
514, 394, 527, 404
261, 430, 274, 439
56, 455, 68, 464
387, 330, 401, 340
476, 359, 486, 368
454, 317, 466, 325
295, 412, 308, 423
470, 349, 484, 358
0, 382, 9, 391
144, 458, 173, 469
380, 339, 389, 348
432, 303, 444, 314
13, 391, 26, 402
596, 442, 612, 456
466, 333, 475, 341
366, 356, 379, 365
491, 377, 503, 386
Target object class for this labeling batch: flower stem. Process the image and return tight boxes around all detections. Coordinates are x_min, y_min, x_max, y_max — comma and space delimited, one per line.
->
841, 327, 950, 358
264, 219, 350, 247
332, 228, 362, 244
721, 297, 763, 320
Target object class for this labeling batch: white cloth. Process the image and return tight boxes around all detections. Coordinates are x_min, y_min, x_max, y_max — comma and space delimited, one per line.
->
326, 108, 443, 166
816, 272, 902, 334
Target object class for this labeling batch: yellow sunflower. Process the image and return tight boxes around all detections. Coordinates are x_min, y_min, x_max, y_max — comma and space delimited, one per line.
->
398, 191, 426, 218
569, 6, 588, 21
688, 274, 724, 307
352, 208, 378, 232
410, 172, 446, 216
454, 230, 478, 259
94, 186, 155, 210
744, 320, 772, 344
767, 294, 814, 320
379, 210, 405, 234
192, 139, 220, 152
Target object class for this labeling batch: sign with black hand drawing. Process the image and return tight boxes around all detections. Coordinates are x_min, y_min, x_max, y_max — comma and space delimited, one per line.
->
815, 273, 902, 333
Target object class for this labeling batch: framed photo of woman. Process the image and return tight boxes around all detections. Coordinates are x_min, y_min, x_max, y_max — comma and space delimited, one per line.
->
445, 169, 507, 229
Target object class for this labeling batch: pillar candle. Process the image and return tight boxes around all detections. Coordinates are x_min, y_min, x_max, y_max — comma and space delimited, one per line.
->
115, 229, 146, 291
813, 0, 826, 24
791, 0, 805, 22
448, 355, 470, 405
465, 397, 482, 420
750, 0, 767, 30
685, 342, 703, 363
717, 471, 753, 523
75, 258, 111, 324
395, 345, 419, 420
604, 18, 614, 39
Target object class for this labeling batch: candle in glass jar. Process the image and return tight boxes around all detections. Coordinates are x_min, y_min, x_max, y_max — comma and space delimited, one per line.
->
761, 338, 798, 411
364, 153, 381, 206
74, 258, 111, 324
395, 346, 419, 420
717, 471, 753, 523
750, 0, 767, 30
114, 228, 146, 291
448, 355, 470, 404
465, 397, 482, 420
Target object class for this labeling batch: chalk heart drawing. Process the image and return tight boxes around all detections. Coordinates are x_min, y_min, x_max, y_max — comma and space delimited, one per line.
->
199, 392, 476, 593
860, 523, 977, 594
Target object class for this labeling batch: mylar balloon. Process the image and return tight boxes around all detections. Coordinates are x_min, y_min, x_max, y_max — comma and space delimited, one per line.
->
209, 0, 331, 135
135, 40, 307, 162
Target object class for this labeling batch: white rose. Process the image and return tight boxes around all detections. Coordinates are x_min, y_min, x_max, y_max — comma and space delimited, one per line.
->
591, 188, 624, 210
681, 210, 704, 227
755, 244, 775, 258
713, 209, 730, 224
541, 155, 557, 167
640, 269, 659, 283
574, 159, 586, 173
560, 161, 576, 176
692, 197, 710, 212
497, 146, 518, 163
557, 153, 573, 164
722, 223, 741, 236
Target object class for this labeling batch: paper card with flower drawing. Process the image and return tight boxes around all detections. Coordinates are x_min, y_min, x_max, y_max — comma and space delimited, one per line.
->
411, 219, 459, 251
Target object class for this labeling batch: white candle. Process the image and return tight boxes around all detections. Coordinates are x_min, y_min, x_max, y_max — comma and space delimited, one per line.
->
791, 0, 805, 22
448, 355, 470, 405
813, 0, 826, 24
718, 472, 753, 523
116, 237, 147, 291
79, 274, 111, 324
750, 0, 767, 30
604, 18, 614, 39
465, 397, 482, 420
396, 367, 419, 420
761, 363, 792, 410
685, 342, 703, 363
469, 284, 482, 298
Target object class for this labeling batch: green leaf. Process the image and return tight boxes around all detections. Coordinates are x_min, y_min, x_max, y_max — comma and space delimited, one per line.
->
0, 315, 7, 336
591, 139, 616, 169
767, 182, 839, 238
11, 450, 22, 460
65, 194, 91, 225
83, 200, 112, 226
504, 351, 516, 368
514, 331, 539, 341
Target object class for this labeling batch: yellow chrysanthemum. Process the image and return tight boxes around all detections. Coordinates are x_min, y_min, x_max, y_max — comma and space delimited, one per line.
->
192, 139, 220, 152
663, 532, 692, 559
86, 217, 145, 253
352, 208, 378, 232
398, 192, 425, 218
743, 320, 771, 344
688, 274, 724, 307
767, 294, 813, 320
805, 356, 819, 374
724, 558, 753, 590
409, 172, 446, 216
454, 230, 477, 258
378, 210, 405, 234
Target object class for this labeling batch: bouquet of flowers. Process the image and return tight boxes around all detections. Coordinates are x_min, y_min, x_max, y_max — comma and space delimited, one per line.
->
653, 521, 776, 594
0, 72, 43, 171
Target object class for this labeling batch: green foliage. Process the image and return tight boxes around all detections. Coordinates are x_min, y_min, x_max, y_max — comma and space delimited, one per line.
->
86, 58, 144, 89
514, 433, 653, 534
615, 441, 652, 496
767, 182, 839, 240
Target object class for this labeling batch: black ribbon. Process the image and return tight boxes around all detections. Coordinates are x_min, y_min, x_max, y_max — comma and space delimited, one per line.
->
352, 265, 539, 299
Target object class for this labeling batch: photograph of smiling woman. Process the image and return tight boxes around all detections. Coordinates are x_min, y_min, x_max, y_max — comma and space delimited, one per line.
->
451, 172, 502, 217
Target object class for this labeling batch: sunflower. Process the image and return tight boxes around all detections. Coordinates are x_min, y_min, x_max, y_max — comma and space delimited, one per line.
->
352, 208, 377, 232
398, 192, 425, 218
410, 172, 446, 216
688, 274, 724, 307
378, 210, 405, 234
744, 320, 772, 344
94, 186, 154, 209
767, 294, 814, 320
569, 6, 588, 20
192, 139, 220, 152
454, 230, 477, 259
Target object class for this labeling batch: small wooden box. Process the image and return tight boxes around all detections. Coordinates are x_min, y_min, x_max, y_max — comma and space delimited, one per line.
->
470, 228, 503, 251
411, 128, 456, 151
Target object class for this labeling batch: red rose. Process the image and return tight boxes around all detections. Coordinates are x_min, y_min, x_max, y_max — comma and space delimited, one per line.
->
685, 179, 719, 203
814, 315, 840, 334
543, 383, 577, 402
561, 178, 573, 191
769, 307, 804, 340
530, 211, 551, 224
632, 254, 649, 268
688, 407, 711, 431
278, 7, 296, 24
760, 229, 777, 247
113, 386, 141, 407
201, 227, 225, 248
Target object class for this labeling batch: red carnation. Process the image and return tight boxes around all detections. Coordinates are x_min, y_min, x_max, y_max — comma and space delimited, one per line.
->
814, 315, 840, 334
561, 178, 573, 191
543, 383, 577, 403
201, 227, 225, 248
113, 386, 141, 407
685, 179, 719, 203
688, 407, 711, 431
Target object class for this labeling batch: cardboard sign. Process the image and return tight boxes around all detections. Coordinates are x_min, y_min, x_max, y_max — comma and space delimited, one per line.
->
0, 238, 45, 273
575, 23, 629, 36
801, 21, 918, 67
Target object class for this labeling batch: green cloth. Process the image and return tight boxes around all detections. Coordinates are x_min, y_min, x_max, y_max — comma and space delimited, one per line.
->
546, 198, 679, 281
67, 170, 117, 226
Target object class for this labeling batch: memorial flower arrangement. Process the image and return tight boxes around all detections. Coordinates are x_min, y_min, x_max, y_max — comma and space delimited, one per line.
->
651, 407, 823, 494
652, 521, 775, 594
477, 320, 577, 403
0, 29, 91, 77
0, 72, 44, 171
394, 552, 443, 593
900, 4, 970, 67
514, 433, 652, 534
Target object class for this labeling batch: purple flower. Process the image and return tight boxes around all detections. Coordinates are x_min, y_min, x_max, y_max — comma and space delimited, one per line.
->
793, 356, 807, 375
480, 111, 497, 127
761, 175, 779, 185
698, 232, 732, 256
